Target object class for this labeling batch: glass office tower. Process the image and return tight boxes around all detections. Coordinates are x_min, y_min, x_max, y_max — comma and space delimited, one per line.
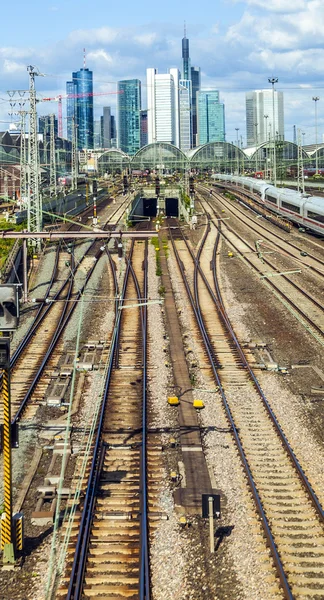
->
191, 66, 201, 147
72, 68, 94, 149
66, 80, 77, 141
197, 90, 225, 145
117, 79, 141, 155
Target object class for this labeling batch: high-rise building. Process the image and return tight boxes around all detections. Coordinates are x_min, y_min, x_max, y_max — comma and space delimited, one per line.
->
197, 90, 225, 145
101, 106, 111, 148
66, 80, 77, 141
140, 110, 148, 147
94, 120, 102, 148
191, 66, 201, 147
246, 89, 284, 147
110, 115, 117, 147
67, 67, 94, 149
182, 26, 191, 81
147, 68, 179, 146
117, 79, 141, 155
179, 79, 192, 151
39, 115, 58, 138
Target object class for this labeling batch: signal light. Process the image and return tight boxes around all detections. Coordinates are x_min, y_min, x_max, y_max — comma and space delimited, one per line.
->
155, 177, 160, 196
189, 176, 195, 194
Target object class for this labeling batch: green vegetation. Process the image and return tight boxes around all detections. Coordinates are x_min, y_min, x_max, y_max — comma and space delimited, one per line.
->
151, 237, 162, 276
161, 236, 169, 258
181, 190, 191, 209
158, 284, 166, 297
0, 219, 25, 270
224, 192, 236, 201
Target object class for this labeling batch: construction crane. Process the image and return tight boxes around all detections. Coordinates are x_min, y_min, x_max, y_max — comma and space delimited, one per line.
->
41, 90, 122, 138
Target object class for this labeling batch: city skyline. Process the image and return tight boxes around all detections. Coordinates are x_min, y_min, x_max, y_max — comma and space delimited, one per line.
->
0, 2, 323, 146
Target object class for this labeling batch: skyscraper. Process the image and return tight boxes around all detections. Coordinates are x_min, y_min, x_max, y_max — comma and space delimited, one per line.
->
69, 67, 94, 149
191, 66, 201, 147
197, 90, 225, 145
140, 110, 148, 147
246, 89, 284, 146
39, 115, 58, 138
94, 120, 102, 148
147, 68, 179, 146
66, 80, 77, 142
117, 79, 141, 155
101, 106, 111, 148
182, 25, 191, 81
179, 79, 192, 151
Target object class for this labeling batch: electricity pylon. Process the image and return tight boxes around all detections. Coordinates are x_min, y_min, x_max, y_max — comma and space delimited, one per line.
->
27, 65, 43, 249
50, 114, 57, 197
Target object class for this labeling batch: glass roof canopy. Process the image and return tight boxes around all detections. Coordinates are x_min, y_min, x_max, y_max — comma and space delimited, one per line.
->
97, 141, 322, 174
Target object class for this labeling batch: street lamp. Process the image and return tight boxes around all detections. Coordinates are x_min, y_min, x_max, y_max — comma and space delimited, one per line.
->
268, 77, 278, 187
235, 128, 240, 175
312, 96, 320, 175
264, 115, 269, 178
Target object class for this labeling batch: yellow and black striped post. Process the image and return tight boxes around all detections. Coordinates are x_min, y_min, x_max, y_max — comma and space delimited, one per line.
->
1, 365, 15, 564
13, 513, 23, 552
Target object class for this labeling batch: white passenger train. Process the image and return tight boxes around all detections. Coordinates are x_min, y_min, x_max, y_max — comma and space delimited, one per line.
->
214, 174, 324, 236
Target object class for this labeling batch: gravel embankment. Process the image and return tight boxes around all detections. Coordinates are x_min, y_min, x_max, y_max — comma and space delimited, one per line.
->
165, 243, 282, 600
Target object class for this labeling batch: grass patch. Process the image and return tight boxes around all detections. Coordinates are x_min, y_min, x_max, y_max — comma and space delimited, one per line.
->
151, 237, 162, 276
0, 219, 25, 269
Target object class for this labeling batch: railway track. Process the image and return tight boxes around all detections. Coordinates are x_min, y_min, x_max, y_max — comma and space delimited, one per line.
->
197, 191, 324, 345
204, 185, 324, 276
5, 192, 132, 423
169, 222, 324, 599
53, 240, 162, 600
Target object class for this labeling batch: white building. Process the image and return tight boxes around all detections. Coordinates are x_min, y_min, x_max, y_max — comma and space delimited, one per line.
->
179, 79, 192, 151
146, 68, 180, 147
246, 89, 284, 147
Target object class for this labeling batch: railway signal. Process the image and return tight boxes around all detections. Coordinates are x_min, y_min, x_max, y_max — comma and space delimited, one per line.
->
189, 176, 195, 195
155, 177, 160, 196
0, 285, 20, 331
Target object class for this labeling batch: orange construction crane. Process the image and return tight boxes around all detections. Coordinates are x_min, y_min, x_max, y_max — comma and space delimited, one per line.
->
42, 90, 122, 138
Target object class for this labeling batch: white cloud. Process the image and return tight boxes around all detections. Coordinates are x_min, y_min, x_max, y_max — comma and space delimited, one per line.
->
243, 0, 306, 12
134, 33, 157, 47
87, 49, 113, 64
2, 60, 26, 74
68, 26, 120, 45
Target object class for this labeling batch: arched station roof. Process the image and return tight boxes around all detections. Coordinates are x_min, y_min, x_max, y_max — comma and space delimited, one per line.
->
131, 142, 187, 171
97, 148, 130, 174
188, 141, 245, 167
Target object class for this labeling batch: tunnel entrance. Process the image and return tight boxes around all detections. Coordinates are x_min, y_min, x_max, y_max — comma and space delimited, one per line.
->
165, 197, 179, 217
143, 198, 157, 217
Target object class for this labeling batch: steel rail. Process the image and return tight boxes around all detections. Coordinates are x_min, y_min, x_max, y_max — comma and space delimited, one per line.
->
10, 241, 61, 366
13, 243, 104, 423
10, 196, 130, 422
176, 216, 324, 522
205, 184, 324, 275
169, 225, 294, 599
65, 242, 145, 599
202, 195, 324, 339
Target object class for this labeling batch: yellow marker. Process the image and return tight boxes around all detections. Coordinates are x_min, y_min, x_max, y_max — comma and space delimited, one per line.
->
168, 396, 180, 406
193, 399, 205, 409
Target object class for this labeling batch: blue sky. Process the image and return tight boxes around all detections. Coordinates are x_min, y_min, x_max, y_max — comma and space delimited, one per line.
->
1, 0, 323, 145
